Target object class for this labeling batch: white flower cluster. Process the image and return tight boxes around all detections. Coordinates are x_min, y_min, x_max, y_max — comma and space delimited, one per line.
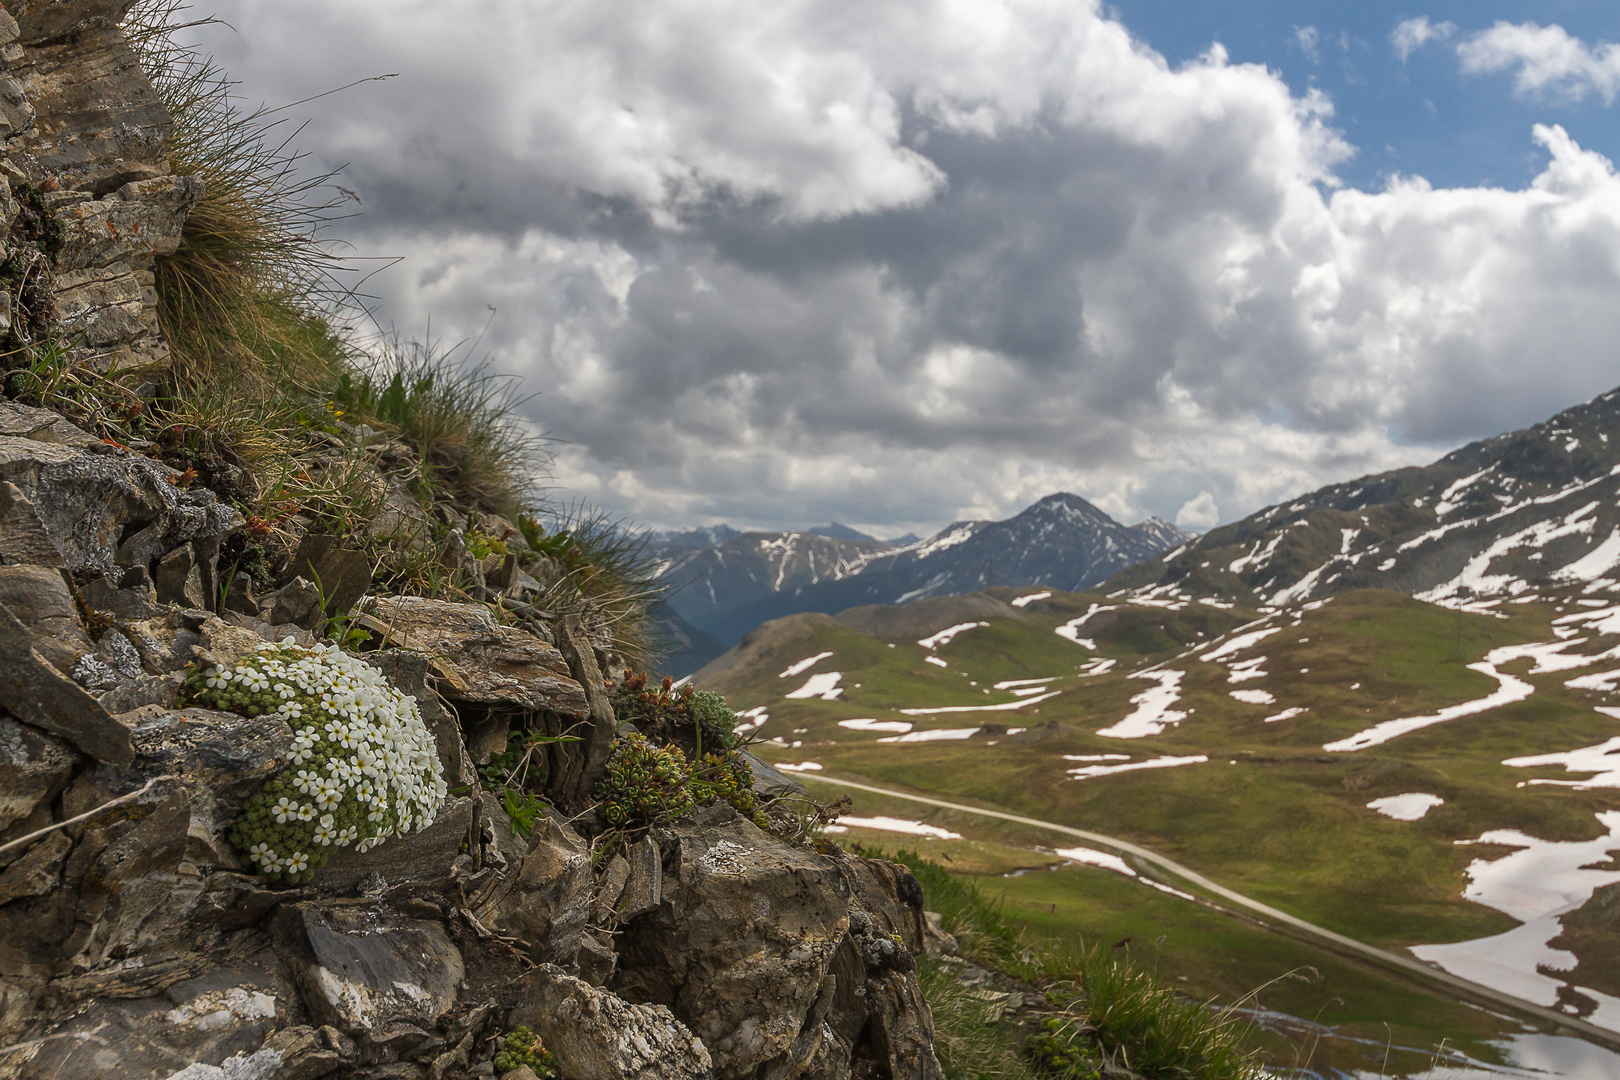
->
196, 640, 448, 883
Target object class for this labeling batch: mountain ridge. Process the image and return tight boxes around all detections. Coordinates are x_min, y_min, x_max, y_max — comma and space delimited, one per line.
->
1105, 385, 1620, 610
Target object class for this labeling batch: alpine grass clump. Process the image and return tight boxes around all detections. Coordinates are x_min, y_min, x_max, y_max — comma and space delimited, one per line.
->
183, 641, 448, 883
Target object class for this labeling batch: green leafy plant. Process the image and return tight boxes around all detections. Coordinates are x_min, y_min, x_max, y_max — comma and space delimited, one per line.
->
1026, 1016, 1103, 1079
492, 1025, 556, 1077
594, 733, 694, 828
611, 672, 738, 757
691, 749, 759, 819
184, 641, 448, 883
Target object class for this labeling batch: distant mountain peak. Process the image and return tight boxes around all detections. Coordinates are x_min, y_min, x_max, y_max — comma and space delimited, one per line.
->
653, 491, 1187, 651
804, 522, 877, 542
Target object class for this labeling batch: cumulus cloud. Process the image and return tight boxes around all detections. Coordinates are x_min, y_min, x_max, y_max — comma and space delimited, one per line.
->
1458, 21, 1620, 104
189, 1, 1620, 534
1391, 17, 1456, 62
1175, 492, 1219, 531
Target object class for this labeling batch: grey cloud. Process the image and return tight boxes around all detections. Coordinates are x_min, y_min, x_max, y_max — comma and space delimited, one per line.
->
183, 3, 1620, 534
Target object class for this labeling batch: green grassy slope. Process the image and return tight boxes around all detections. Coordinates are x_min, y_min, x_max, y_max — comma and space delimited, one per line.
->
699, 583, 1620, 1069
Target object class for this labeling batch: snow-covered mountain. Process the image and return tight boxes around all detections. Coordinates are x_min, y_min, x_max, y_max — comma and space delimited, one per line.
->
654, 494, 1192, 662
1107, 385, 1620, 609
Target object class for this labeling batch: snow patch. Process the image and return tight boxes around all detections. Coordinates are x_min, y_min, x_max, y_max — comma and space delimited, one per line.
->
877, 727, 980, 743
918, 622, 988, 649
900, 691, 1061, 715
785, 672, 844, 700
924, 656, 948, 668
1097, 671, 1186, 739
1263, 707, 1308, 723
1011, 591, 1052, 608
1505, 736, 1620, 790
1066, 754, 1208, 780
1054, 846, 1136, 876
776, 761, 823, 772
824, 816, 961, 840
780, 652, 834, 678
1202, 627, 1282, 662
838, 718, 914, 733
1367, 793, 1445, 821
1229, 689, 1275, 705
1410, 812, 1620, 1025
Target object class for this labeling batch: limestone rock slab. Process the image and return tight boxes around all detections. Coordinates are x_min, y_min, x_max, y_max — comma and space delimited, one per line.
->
357, 595, 587, 714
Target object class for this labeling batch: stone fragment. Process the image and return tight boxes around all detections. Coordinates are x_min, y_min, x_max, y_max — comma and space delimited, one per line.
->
54, 174, 204, 270
487, 810, 592, 970
258, 1024, 352, 1080
612, 810, 852, 1079
0, 714, 77, 837
618, 833, 662, 919
289, 533, 372, 618
0, 829, 68, 903
0, 562, 91, 672
509, 964, 715, 1080
0, 481, 62, 566
157, 540, 208, 608
357, 595, 587, 714
259, 576, 321, 630
12, 0, 144, 46
862, 970, 945, 1080
0, 401, 99, 446
0, 72, 31, 138
224, 571, 259, 616
18, 961, 295, 1080
740, 750, 806, 801
275, 902, 464, 1048
313, 794, 473, 894
0, 601, 133, 763
191, 616, 270, 671
595, 853, 631, 923
82, 563, 161, 620
554, 614, 615, 798
52, 260, 149, 348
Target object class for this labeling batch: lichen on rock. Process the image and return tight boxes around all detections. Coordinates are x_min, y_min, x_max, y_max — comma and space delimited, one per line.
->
181, 639, 447, 883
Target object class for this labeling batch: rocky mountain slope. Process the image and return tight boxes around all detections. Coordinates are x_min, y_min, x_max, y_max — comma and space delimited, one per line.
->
0, 7, 945, 1079
1107, 386, 1620, 611
657, 494, 1192, 657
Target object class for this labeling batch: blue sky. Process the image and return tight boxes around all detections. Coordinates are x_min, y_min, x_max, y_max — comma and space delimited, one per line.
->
198, 1, 1620, 536
1114, 1, 1620, 191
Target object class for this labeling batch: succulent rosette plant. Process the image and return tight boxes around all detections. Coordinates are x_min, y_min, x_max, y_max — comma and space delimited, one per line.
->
183, 640, 448, 884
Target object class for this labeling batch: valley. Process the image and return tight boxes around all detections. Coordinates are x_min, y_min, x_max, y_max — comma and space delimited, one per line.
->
695, 584, 1620, 1076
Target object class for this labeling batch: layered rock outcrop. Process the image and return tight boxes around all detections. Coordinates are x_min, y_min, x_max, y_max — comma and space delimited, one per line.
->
0, 3, 945, 1078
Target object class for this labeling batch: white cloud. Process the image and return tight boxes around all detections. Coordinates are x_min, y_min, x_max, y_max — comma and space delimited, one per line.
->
188, 1, 1620, 534
1458, 21, 1620, 104
1392, 17, 1456, 62
1175, 492, 1220, 531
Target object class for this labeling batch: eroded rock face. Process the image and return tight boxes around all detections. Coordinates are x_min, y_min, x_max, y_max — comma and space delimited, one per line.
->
614, 807, 855, 1079
512, 964, 715, 1080
274, 903, 463, 1052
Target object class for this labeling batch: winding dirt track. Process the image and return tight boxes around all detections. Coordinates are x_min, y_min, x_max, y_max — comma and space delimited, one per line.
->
806, 773, 1620, 1053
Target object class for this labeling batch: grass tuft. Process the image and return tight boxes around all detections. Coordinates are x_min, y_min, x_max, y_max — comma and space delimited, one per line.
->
332, 335, 550, 515
127, 0, 358, 397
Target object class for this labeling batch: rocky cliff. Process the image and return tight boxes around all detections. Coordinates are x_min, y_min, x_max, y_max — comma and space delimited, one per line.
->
0, 4, 945, 1078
